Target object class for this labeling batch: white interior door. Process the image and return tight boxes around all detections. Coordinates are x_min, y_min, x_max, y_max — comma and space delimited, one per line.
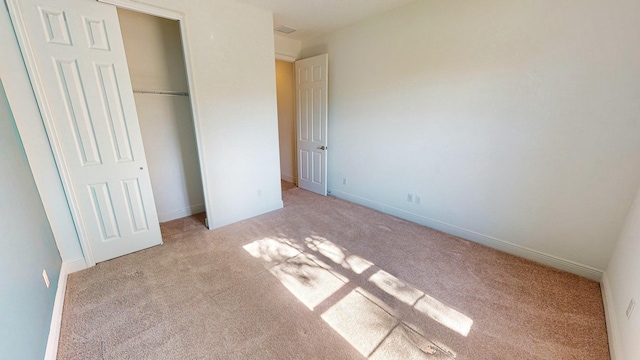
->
7, 0, 162, 264
295, 54, 328, 195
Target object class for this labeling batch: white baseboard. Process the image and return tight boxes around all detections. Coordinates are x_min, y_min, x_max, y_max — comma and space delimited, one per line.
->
328, 189, 604, 281
601, 273, 622, 360
281, 174, 295, 184
44, 259, 85, 360
158, 203, 206, 223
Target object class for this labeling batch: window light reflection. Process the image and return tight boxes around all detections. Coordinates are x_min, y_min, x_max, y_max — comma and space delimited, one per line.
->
242, 235, 472, 358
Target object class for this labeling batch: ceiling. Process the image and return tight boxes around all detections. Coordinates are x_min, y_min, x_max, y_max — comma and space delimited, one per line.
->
236, 0, 415, 41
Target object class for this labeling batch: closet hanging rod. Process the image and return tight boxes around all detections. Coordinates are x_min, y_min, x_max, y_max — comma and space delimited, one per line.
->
133, 89, 189, 97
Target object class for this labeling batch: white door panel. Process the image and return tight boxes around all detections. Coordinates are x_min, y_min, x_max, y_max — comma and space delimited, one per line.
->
8, 0, 162, 263
295, 54, 328, 195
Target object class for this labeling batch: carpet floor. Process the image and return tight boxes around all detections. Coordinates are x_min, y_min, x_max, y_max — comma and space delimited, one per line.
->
57, 186, 609, 359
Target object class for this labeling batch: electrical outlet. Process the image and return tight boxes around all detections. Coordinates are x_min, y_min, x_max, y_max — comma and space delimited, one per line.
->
415, 196, 421, 205
42, 269, 50, 288
407, 193, 413, 202
257, 189, 262, 197
627, 299, 635, 319
342, 178, 348, 185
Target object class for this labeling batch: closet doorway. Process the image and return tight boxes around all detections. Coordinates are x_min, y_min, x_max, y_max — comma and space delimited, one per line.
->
117, 9, 206, 224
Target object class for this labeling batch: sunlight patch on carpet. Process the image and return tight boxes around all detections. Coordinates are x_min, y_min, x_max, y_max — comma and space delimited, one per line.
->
369, 325, 451, 360
320, 288, 397, 357
269, 253, 348, 310
369, 270, 424, 306
414, 294, 473, 337
369, 269, 473, 337
305, 238, 374, 274
242, 236, 471, 358
242, 237, 300, 263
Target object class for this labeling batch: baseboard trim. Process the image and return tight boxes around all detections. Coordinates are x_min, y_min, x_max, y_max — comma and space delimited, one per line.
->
281, 174, 295, 184
45, 259, 86, 360
601, 273, 621, 360
158, 203, 206, 223
329, 189, 604, 281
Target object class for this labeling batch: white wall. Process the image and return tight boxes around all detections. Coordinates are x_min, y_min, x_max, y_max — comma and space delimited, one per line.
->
118, 9, 205, 222
0, 79, 62, 360
604, 184, 640, 359
118, 9, 189, 92
302, 0, 640, 277
276, 60, 296, 183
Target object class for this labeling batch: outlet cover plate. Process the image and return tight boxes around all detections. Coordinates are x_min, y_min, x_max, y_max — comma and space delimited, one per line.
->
42, 269, 50, 288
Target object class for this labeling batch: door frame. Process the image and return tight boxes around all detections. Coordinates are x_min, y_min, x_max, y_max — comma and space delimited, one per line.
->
105, 1, 287, 233
275, 54, 330, 193
98, 0, 211, 231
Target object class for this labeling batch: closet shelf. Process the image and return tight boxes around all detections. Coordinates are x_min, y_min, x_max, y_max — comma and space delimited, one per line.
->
133, 89, 189, 96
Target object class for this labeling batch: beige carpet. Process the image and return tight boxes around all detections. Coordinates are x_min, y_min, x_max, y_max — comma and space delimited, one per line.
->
58, 187, 609, 359
281, 180, 296, 191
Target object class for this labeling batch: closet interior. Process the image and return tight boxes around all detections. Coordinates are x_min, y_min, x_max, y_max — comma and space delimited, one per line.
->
117, 9, 205, 223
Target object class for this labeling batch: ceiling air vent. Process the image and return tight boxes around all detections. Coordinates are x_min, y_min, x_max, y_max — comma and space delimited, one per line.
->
275, 25, 296, 34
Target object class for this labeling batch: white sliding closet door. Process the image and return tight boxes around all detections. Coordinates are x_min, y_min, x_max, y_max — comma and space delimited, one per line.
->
7, 0, 162, 264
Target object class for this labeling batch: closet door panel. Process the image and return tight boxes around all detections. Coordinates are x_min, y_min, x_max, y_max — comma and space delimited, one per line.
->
7, 0, 162, 264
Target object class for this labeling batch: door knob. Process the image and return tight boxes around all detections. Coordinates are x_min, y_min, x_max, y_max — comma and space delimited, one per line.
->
317, 146, 327, 150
